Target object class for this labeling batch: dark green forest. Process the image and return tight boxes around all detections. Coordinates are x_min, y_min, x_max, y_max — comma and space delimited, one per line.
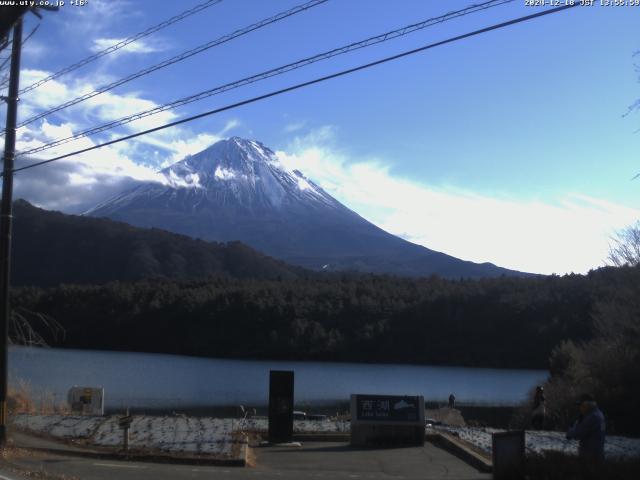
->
12, 265, 639, 370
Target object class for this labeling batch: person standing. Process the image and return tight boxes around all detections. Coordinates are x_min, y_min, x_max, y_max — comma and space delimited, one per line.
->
448, 393, 456, 409
566, 393, 606, 465
531, 386, 545, 430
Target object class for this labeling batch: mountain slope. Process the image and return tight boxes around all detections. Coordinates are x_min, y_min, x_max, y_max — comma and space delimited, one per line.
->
11, 200, 304, 287
88, 137, 528, 279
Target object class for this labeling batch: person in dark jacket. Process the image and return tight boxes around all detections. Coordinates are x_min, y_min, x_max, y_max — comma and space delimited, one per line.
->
531, 386, 545, 430
566, 393, 606, 468
448, 393, 456, 409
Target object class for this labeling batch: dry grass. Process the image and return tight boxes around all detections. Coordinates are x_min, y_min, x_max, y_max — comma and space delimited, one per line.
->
245, 446, 257, 468
7, 380, 35, 414
7, 379, 69, 416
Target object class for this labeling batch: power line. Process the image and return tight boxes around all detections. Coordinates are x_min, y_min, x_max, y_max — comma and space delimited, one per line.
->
0, 22, 40, 87
19, 21, 39, 48
15, 0, 329, 129
18, 0, 514, 157
17, 0, 224, 95
11, 2, 578, 176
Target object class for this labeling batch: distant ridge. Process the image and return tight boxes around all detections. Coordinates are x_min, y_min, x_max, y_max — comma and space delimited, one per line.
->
11, 200, 305, 287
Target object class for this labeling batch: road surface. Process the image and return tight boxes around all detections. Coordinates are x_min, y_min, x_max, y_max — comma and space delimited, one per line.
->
1, 439, 490, 480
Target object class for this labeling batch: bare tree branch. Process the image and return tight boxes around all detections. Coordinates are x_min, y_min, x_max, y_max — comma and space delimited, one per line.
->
9, 307, 65, 347
608, 221, 640, 267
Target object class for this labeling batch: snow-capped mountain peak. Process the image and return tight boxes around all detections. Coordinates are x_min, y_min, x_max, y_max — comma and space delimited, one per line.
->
174, 137, 282, 175
88, 137, 341, 216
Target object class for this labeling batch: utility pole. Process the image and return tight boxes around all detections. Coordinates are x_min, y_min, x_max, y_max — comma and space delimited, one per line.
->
0, 17, 23, 449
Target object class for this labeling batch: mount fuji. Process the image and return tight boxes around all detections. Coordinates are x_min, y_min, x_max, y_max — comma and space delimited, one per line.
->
87, 137, 526, 278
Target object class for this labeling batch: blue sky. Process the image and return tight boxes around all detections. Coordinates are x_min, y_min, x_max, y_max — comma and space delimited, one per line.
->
3, 0, 640, 274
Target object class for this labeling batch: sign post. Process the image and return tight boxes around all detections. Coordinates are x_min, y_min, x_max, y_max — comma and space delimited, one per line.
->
268, 370, 294, 444
118, 410, 133, 451
350, 394, 425, 447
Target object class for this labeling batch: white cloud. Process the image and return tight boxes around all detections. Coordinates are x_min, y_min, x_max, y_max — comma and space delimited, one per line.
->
284, 121, 306, 133
17, 69, 177, 127
15, 69, 242, 164
157, 121, 240, 164
91, 38, 163, 55
16, 120, 166, 184
59, 0, 139, 37
277, 129, 640, 275
220, 119, 241, 135
10, 68, 241, 210
6, 36, 243, 212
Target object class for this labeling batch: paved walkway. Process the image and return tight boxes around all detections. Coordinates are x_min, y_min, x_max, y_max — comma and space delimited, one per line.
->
1, 433, 490, 480
254, 441, 490, 479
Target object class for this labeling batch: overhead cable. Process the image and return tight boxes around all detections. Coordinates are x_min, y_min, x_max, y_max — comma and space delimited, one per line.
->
12, 3, 578, 175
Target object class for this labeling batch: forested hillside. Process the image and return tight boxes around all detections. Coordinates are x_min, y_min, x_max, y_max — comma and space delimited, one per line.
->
11, 200, 305, 286
13, 265, 638, 370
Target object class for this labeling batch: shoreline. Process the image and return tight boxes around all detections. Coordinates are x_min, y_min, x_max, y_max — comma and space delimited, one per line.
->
9, 346, 548, 411
9, 344, 550, 373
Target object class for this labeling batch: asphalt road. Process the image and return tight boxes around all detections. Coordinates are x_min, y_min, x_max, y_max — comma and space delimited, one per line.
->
0, 441, 490, 480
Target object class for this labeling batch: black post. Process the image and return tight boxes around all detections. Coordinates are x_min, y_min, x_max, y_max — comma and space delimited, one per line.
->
268, 370, 294, 444
0, 18, 22, 449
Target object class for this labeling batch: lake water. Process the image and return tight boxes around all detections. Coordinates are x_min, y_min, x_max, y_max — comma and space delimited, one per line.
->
9, 346, 548, 410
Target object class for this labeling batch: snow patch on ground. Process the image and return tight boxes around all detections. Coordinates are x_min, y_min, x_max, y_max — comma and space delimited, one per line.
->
433, 425, 640, 460
16, 414, 638, 460
12, 414, 347, 455
13, 414, 243, 457
14, 414, 104, 439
